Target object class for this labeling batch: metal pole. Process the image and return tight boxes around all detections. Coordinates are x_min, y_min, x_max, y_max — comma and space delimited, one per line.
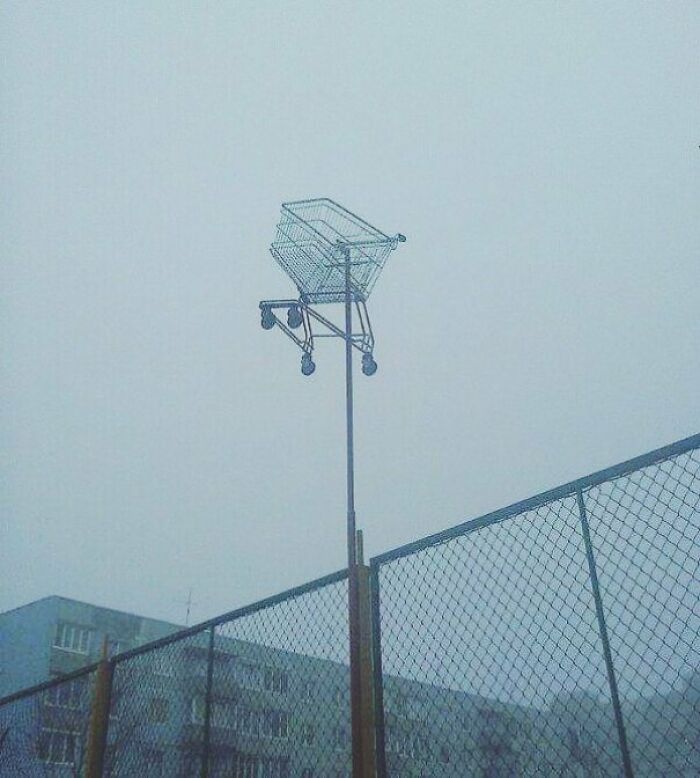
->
344, 249, 357, 571
201, 625, 215, 778
576, 489, 635, 778
369, 562, 388, 778
345, 246, 364, 777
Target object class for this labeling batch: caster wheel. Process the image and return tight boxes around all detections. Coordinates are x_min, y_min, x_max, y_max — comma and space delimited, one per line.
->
287, 306, 303, 329
261, 308, 276, 330
301, 354, 316, 376
362, 354, 378, 376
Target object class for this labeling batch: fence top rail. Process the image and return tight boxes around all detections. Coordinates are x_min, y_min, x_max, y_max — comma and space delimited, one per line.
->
0, 567, 347, 709
0, 662, 99, 708
371, 431, 700, 568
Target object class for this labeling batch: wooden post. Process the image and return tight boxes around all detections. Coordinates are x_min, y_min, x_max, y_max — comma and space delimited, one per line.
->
356, 532, 377, 777
85, 639, 114, 778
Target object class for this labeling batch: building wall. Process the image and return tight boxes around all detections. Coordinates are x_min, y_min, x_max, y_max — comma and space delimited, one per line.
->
0, 596, 180, 699
0, 597, 56, 697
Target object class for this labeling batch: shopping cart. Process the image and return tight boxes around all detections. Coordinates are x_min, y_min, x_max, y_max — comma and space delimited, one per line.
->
259, 198, 405, 375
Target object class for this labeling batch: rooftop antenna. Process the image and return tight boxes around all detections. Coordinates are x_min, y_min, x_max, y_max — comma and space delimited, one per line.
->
258, 198, 405, 778
176, 588, 196, 626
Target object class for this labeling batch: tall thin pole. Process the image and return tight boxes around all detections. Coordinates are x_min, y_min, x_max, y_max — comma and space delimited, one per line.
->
344, 248, 357, 571
345, 246, 364, 776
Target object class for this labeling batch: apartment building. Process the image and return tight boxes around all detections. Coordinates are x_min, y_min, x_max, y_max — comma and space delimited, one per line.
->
0, 596, 180, 699
0, 597, 538, 776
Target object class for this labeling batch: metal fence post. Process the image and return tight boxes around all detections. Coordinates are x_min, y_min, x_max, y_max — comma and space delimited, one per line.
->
201, 625, 216, 778
576, 488, 635, 778
85, 653, 114, 778
369, 561, 387, 778
358, 558, 377, 777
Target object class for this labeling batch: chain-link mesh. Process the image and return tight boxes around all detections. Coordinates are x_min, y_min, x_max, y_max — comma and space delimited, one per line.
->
107, 630, 212, 777
372, 440, 700, 777
0, 670, 95, 776
375, 498, 620, 776
212, 576, 349, 778
584, 449, 700, 777
100, 572, 349, 778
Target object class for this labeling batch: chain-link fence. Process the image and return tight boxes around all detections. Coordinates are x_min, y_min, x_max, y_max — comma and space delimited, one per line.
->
0, 668, 97, 777
0, 571, 349, 777
370, 434, 700, 777
1, 434, 698, 777
106, 570, 350, 778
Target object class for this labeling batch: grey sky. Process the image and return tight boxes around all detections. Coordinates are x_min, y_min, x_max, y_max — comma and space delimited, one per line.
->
2, 1, 698, 626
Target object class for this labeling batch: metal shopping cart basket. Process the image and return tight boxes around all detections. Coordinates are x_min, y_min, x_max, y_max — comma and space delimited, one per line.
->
259, 198, 405, 375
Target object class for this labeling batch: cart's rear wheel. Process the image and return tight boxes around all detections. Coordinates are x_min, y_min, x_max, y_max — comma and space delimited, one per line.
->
261, 308, 276, 330
287, 306, 303, 329
301, 353, 316, 376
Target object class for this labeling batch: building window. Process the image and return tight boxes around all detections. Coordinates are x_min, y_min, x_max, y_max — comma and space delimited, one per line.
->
301, 680, 315, 700
387, 726, 413, 758
332, 726, 348, 751
231, 753, 288, 778
261, 709, 288, 739
143, 748, 163, 775
236, 662, 263, 690
191, 697, 237, 730
384, 691, 405, 714
439, 745, 450, 764
301, 770, 314, 778
232, 752, 260, 777
212, 702, 235, 730
54, 622, 92, 654
264, 666, 288, 694
191, 696, 205, 725
334, 687, 345, 705
107, 639, 125, 657
44, 678, 85, 710
149, 697, 169, 723
236, 706, 259, 737
413, 735, 429, 760
187, 648, 232, 677
38, 729, 77, 765
300, 722, 314, 745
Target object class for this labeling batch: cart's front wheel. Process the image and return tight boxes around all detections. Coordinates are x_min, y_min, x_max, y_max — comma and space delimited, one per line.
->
301, 353, 316, 376
362, 353, 378, 376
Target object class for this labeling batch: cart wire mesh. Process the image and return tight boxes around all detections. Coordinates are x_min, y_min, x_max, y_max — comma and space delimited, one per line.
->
270, 198, 400, 304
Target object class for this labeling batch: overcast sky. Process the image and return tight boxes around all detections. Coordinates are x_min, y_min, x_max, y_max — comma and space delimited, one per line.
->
1, 1, 698, 626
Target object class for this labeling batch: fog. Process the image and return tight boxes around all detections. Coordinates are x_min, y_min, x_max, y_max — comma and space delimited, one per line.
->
2, 1, 698, 626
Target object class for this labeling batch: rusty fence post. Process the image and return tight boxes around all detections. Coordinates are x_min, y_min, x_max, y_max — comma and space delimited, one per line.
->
85, 642, 115, 778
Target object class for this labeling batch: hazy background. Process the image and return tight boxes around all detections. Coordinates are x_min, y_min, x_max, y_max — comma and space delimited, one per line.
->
1, 1, 698, 625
